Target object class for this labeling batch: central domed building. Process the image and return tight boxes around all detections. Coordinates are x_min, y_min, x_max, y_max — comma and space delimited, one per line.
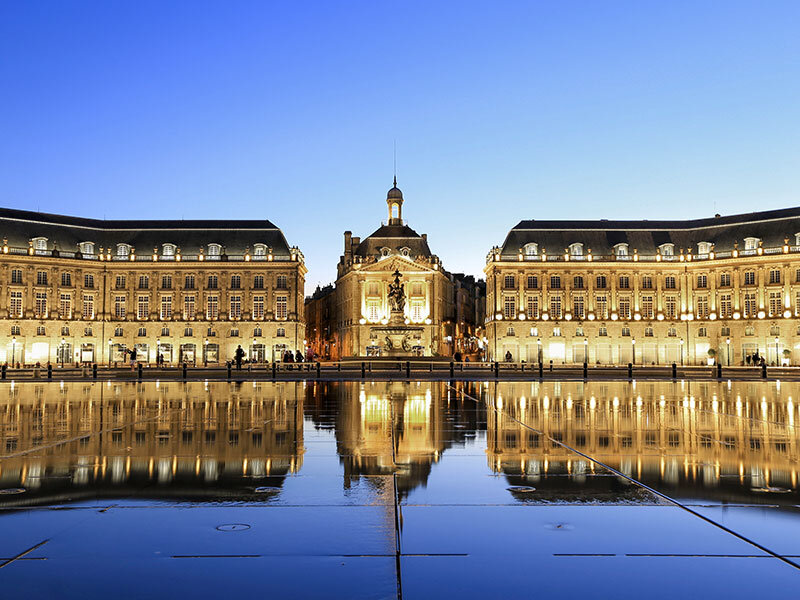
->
322, 181, 457, 358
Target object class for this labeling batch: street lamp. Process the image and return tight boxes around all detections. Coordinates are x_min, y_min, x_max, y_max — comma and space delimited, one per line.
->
680, 338, 685, 366
726, 337, 731, 366
252, 337, 258, 363
204, 338, 209, 367
537, 338, 542, 364
775, 336, 780, 366
59, 337, 65, 367
11, 336, 16, 366
631, 337, 636, 365
583, 337, 588, 365
108, 338, 113, 367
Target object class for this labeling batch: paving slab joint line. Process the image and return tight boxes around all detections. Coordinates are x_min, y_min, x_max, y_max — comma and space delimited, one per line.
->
446, 383, 800, 572
0, 539, 49, 569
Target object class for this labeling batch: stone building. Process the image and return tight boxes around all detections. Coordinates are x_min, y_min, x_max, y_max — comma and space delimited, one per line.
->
309, 181, 455, 358
0, 208, 306, 366
485, 208, 800, 365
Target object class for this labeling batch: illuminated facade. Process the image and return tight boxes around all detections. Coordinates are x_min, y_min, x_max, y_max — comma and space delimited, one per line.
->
485, 208, 800, 365
0, 208, 306, 366
310, 182, 455, 358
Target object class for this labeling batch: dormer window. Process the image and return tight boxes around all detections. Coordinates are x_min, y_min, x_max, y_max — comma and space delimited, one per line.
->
400, 247, 410, 257
79, 241, 95, 255
568, 242, 583, 256
207, 243, 222, 258
697, 241, 712, 256
162, 243, 176, 257
31, 237, 48, 255
659, 243, 675, 257
523, 243, 538, 258
380, 247, 391, 258
795, 233, 800, 247
744, 237, 760, 253
253, 243, 267, 257
116, 243, 131, 258
614, 243, 629, 257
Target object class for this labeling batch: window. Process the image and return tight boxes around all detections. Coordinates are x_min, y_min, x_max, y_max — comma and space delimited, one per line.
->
769, 291, 782, 317
641, 295, 654, 319
744, 271, 756, 285
32, 237, 48, 252
641, 276, 653, 289
184, 275, 195, 289
36, 325, 46, 336
114, 326, 123, 336
35, 291, 47, 317
161, 275, 172, 289
696, 274, 707, 289
59, 293, 72, 318
659, 243, 674, 257
569, 242, 583, 256
665, 296, 677, 320
253, 244, 267, 257
206, 295, 219, 320
614, 243, 629, 257
573, 296, 585, 319
618, 297, 631, 319
697, 242, 712, 255
84, 326, 93, 336
503, 296, 516, 320
745, 326, 755, 336
770, 325, 780, 336
526, 275, 538, 289
596, 275, 607, 289
619, 276, 630, 289
206, 327, 216, 337
276, 296, 288, 320
595, 295, 608, 320
411, 282, 423, 296
138, 327, 147, 337
720, 294, 732, 318
184, 327, 193, 337
621, 327, 630, 337
161, 326, 170, 337
664, 276, 676, 289
61, 272, 71, 286
83, 274, 94, 289
411, 300, 424, 322
277, 327, 286, 337
229, 295, 242, 320
696, 296, 709, 319
253, 275, 264, 289
208, 243, 222, 257
743, 292, 757, 318
598, 326, 608, 336
503, 275, 516, 289
550, 275, 561, 289
138, 275, 149, 289
10, 325, 20, 336
114, 296, 126, 319
698, 327, 707, 337
37, 271, 48, 285
744, 237, 760, 252
207, 275, 218, 289
276, 275, 288, 290
184, 295, 196, 319
160, 296, 173, 320
253, 295, 265, 320
667, 327, 677, 337
115, 275, 126, 289
645, 327, 654, 337
11, 269, 22, 284
720, 273, 731, 287
575, 326, 584, 336
523, 243, 538, 257
721, 326, 730, 336
231, 275, 241, 289
9, 291, 23, 318
506, 326, 516, 337
137, 295, 149, 320
253, 326, 262, 337
526, 296, 539, 320
79, 241, 95, 255
552, 327, 561, 337
162, 243, 176, 257
117, 244, 131, 258
573, 276, 584, 289
769, 269, 781, 284
549, 296, 562, 320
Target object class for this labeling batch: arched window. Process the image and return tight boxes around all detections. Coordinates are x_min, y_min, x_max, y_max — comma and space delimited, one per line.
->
569, 242, 583, 256
79, 241, 95, 255
614, 243, 629, 257
32, 237, 48, 254
743, 237, 760, 254
253, 327, 262, 337
523, 243, 538, 258
117, 244, 131, 258
659, 243, 675, 257
114, 327, 123, 336
253, 243, 267, 257
390, 203, 399, 220
162, 243, 176, 257
138, 327, 147, 337
697, 241, 712, 256
207, 243, 222, 257
277, 327, 286, 337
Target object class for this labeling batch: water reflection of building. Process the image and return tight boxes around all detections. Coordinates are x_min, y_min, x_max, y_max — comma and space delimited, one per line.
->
485, 381, 800, 503
0, 381, 304, 505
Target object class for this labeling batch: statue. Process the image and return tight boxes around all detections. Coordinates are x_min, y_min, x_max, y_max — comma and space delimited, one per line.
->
387, 269, 406, 313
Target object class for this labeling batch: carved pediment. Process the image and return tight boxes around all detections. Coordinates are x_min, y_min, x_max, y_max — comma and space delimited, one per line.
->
359, 255, 431, 274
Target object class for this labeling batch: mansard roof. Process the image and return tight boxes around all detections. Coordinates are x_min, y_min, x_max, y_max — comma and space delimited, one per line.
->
354, 223, 432, 258
0, 207, 293, 256
500, 206, 800, 256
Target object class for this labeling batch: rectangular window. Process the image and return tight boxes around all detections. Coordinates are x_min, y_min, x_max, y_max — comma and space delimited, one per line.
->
619, 276, 630, 289
160, 296, 173, 320
720, 273, 731, 287
744, 271, 755, 286
276, 275, 288, 290
253, 295, 265, 320
367, 300, 380, 322
596, 275, 607, 289
572, 295, 585, 320
10, 291, 23, 318
84, 274, 94, 289
184, 295, 196, 319
503, 296, 516, 320
207, 275, 218, 290
720, 294, 732, 318
161, 275, 172, 289
664, 276, 676, 289
549, 295, 562, 320
641, 295, 654, 319
618, 297, 631, 319
526, 296, 539, 320
503, 275, 516, 289
37, 271, 48, 286
640, 276, 653, 289
573, 276, 584, 289
696, 274, 707, 289
769, 291, 782, 317
184, 275, 195, 289
743, 293, 757, 317
665, 296, 677, 319
138, 275, 149, 289
137, 295, 149, 320
61, 272, 72, 286
550, 275, 561, 289
231, 275, 241, 289
35, 291, 47, 316
696, 296, 709, 319
82, 295, 94, 319
115, 275, 126, 289
275, 295, 288, 319
206, 295, 219, 320
115, 295, 126, 319
595, 295, 608, 320
59, 293, 72, 318
769, 269, 781, 284
11, 269, 23, 284
229, 295, 242, 320
253, 275, 264, 289
526, 275, 538, 289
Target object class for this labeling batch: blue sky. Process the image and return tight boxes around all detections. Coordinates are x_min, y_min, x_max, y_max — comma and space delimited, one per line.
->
2, 1, 799, 291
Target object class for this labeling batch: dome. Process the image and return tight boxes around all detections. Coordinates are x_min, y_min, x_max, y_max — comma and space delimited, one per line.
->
387, 186, 403, 200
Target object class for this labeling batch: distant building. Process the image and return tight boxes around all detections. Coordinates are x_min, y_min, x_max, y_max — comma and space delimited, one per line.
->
485, 208, 800, 366
0, 208, 306, 365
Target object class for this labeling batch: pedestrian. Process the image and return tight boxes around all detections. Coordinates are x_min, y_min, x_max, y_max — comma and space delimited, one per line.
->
505, 350, 513, 362
235, 345, 245, 370
295, 350, 304, 363
130, 347, 137, 370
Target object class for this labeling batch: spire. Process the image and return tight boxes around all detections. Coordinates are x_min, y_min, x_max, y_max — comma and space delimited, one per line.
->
393, 175, 397, 188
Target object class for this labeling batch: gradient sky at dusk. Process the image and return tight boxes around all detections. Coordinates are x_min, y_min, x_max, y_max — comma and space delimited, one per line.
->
2, 1, 800, 292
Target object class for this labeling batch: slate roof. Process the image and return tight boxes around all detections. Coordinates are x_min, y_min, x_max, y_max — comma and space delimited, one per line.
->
0, 207, 293, 256
354, 224, 433, 258
500, 207, 800, 256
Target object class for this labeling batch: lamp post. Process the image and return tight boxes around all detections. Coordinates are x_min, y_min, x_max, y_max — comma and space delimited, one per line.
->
680, 338, 684, 366
775, 336, 780, 366
156, 338, 161, 365
11, 336, 16, 366
252, 337, 258, 363
583, 337, 588, 364
537, 338, 542, 363
59, 337, 65, 367
204, 338, 209, 367
108, 338, 112, 366
726, 337, 731, 366
631, 337, 636, 365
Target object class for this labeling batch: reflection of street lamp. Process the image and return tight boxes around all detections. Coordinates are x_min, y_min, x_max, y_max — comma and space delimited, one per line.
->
680, 338, 684, 366
631, 337, 636, 365
726, 337, 731, 366
204, 338, 209, 367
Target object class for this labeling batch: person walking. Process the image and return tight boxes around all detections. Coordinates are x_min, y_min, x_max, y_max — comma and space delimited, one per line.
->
129, 347, 137, 370
295, 350, 304, 363
235, 345, 245, 370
